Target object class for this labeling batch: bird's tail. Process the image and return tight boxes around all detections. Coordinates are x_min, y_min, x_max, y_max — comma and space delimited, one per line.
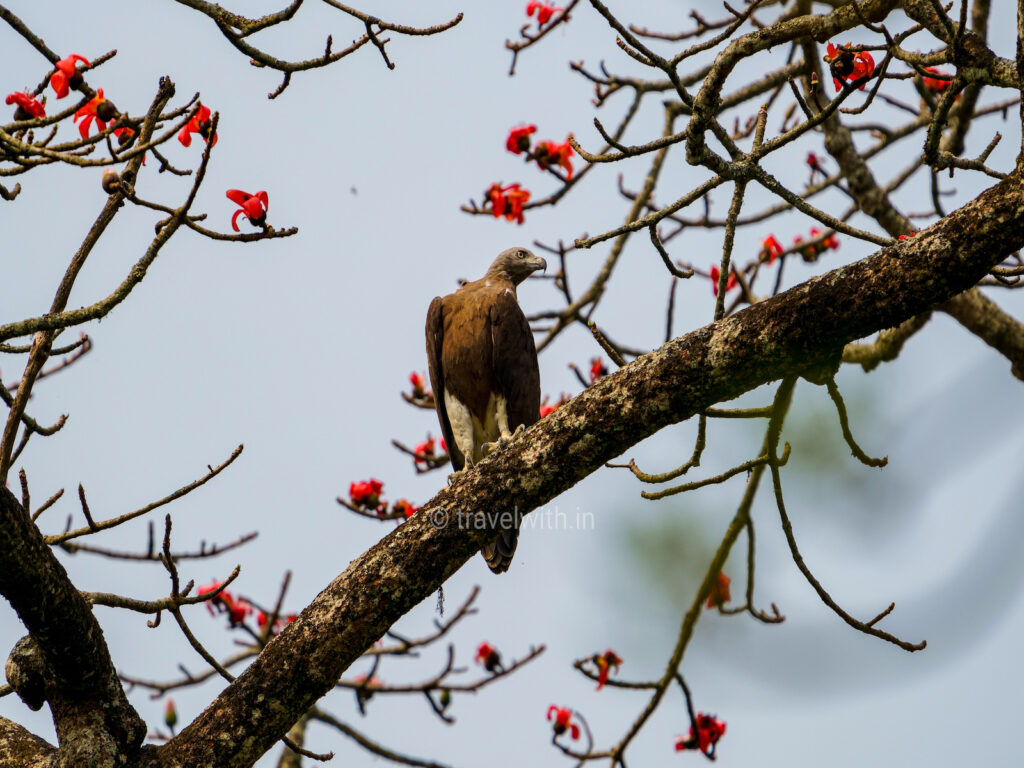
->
481, 526, 519, 574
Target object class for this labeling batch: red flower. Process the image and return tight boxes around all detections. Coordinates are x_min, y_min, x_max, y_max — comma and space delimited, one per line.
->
440, 437, 447, 452
197, 581, 251, 626
810, 226, 839, 251
794, 228, 838, 262
824, 43, 875, 91
164, 699, 178, 732
112, 126, 145, 164
540, 393, 570, 418
350, 478, 384, 510
534, 138, 574, 179
547, 706, 580, 740
226, 189, 269, 232
806, 151, 828, 184
589, 357, 608, 384
409, 371, 427, 398
706, 571, 731, 609
593, 649, 623, 690
486, 183, 531, 225
178, 103, 217, 147
922, 67, 950, 94
899, 232, 918, 240
74, 89, 118, 139
760, 234, 783, 264
527, 1, 562, 25
675, 713, 727, 757
197, 580, 224, 614
232, 599, 251, 624
506, 124, 537, 154
413, 436, 436, 466
475, 642, 503, 673
392, 499, 418, 519
50, 54, 90, 99
709, 264, 738, 296
5, 92, 45, 119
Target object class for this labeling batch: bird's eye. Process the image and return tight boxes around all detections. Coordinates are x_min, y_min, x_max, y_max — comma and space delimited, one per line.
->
517, 250, 527, 259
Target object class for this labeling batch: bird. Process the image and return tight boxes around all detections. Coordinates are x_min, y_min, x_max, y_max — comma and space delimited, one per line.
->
425, 246, 546, 573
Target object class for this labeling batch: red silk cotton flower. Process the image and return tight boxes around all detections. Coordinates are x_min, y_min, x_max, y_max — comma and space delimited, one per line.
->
392, 499, 418, 519
197, 581, 251, 626
74, 89, 118, 139
409, 371, 427, 397
540, 393, 570, 418
257, 610, 293, 633
475, 642, 503, 672
50, 54, 90, 99
226, 189, 268, 232
709, 264, 738, 296
810, 226, 839, 251
760, 234, 783, 264
922, 67, 952, 94
527, 1, 562, 25
806, 151, 827, 183
534, 138, 574, 178
547, 706, 580, 740
824, 43, 875, 91
5, 92, 45, 119
178, 103, 217, 147
593, 649, 623, 690
413, 436, 436, 466
506, 124, 537, 154
486, 183, 531, 225
675, 713, 727, 758
349, 478, 384, 510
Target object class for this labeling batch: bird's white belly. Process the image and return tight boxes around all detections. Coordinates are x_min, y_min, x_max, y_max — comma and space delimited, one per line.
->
444, 389, 509, 464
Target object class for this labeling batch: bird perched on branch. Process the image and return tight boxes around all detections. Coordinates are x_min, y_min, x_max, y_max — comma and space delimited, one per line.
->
425, 247, 546, 573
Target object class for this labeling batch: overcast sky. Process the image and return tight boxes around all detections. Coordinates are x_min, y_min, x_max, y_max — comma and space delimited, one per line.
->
3, 1, 1024, 766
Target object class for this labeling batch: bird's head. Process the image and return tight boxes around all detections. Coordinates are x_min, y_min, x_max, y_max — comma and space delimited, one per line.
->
487, 246, 547, 285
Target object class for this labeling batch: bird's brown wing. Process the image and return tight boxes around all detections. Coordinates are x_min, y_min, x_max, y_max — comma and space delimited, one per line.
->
481, 289, 539, 574
426, 296, 462, 471
489, 289, 541, 430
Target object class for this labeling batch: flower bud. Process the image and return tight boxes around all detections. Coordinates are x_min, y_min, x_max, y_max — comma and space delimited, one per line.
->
101, 169, 120, 194
96, 99, 118, 123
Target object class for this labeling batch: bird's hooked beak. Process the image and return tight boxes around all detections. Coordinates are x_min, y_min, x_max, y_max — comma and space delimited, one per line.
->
531, 255, 547, 274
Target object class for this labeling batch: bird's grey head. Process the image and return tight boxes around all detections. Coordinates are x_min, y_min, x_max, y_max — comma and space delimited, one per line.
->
486, 246, 547, 285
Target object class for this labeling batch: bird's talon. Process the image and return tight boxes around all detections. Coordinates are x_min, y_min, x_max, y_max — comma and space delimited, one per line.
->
483, 430, 521, 457
447, 465, 470, 485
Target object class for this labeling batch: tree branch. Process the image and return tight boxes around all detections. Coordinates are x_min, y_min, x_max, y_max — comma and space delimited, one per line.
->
0, 488, 146, 762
